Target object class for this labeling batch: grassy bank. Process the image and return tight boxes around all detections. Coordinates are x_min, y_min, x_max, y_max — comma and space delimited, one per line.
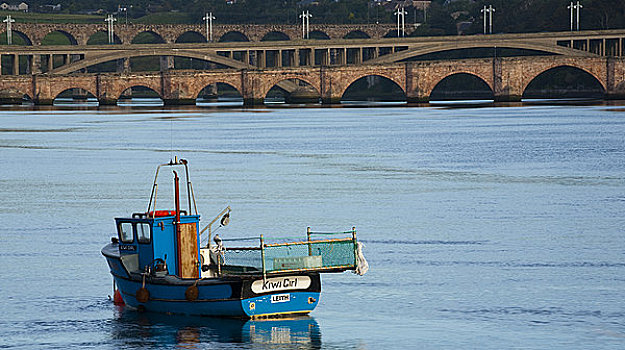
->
0, 10, 103, 24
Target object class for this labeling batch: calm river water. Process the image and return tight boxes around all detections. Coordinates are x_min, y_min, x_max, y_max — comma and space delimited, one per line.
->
0, 101, 624, 349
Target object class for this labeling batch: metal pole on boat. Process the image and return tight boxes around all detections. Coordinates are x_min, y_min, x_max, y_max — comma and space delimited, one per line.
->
352, 227, 358, 268
181, 159, 192, 215
307, 227, 312, 256
260, 234, 266, 282
174, 171, 182, 275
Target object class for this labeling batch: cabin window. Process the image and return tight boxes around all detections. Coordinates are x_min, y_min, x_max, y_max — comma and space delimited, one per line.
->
119, 222, 134, 243
137, 223, 151, 244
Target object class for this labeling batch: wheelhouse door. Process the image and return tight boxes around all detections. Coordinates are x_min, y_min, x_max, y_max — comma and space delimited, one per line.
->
177, 222, 199, 278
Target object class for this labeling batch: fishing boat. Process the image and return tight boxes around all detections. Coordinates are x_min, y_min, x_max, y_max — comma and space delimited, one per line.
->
102, 158, 368, 318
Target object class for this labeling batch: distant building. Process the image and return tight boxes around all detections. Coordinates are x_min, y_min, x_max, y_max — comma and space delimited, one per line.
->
0, 2, 29, 12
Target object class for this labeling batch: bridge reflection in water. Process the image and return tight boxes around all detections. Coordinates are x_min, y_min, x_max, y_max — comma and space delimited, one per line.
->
110, 308, 322, 348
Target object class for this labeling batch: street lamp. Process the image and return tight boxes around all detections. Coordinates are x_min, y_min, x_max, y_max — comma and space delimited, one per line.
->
203, 12, 215, 42
394, 7, 407, 37
119, 5, 128, 25
3, 15, 15, 45
105, 14, 117, 44
567, 1, 583, 31
299, 10, 312, 39
481, 5, 495, 34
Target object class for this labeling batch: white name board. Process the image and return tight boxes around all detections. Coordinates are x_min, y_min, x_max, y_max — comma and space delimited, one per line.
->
271, 293, 291, 303
251, 276, 311, 294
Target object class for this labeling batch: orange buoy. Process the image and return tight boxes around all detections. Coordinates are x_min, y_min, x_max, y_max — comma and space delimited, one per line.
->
185, 285, 199, 301
136, 287, 150, 303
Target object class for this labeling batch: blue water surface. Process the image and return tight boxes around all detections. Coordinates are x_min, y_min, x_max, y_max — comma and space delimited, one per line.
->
0, 102, 624, 349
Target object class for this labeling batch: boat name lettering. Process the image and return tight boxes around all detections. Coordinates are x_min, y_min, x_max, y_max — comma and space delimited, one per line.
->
251, 276, 311, 294
119, 245, 136, 251
271, 293, 290, 303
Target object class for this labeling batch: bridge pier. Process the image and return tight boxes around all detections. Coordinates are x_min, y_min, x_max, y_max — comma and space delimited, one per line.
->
494, 94, 522, 102
160, 56, 175, 71
98, 98, 118, 106
163, 98, 196, 105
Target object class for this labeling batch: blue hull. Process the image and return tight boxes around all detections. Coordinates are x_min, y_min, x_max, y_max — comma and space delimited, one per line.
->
104, 244, 321, 318
114, 276, 320, 318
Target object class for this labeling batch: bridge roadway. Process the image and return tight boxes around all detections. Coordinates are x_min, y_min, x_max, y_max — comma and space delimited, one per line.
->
0, 55, 623, 105
0, 29, 624, 76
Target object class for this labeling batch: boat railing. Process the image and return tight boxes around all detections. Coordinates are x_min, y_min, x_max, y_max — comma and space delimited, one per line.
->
218, 228, 359, 277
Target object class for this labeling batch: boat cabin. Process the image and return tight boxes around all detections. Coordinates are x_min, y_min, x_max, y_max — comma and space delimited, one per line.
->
115, 212, 201, 279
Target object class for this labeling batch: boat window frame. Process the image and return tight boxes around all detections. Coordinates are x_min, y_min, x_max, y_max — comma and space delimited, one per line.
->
118, 221, 134, 244
137, 222, 151, 244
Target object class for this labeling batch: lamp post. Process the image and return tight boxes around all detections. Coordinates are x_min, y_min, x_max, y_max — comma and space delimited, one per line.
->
481, 5, 495, 34
574, 1, 582, 31
299, 10, 312, 39
394, 7, 407, 37
203, 12, 215, 42
119, 6, 128, 25
567, 1, 582, 31
3, 15, 15, 45
105, 14, 116, 44
489, 5, 495, 34
567, 2, 574, 31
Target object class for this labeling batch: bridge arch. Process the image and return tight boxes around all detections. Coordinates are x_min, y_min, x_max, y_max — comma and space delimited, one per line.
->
131, 31, 166, 44
175, 31, 206, 43
308, 31, 330, 40
219, 31, 249, 42
521, 63, 607, 97
258, 75, 320, 102
196, 82, 243, 104
261, 31, 290, 41
48, 83, 98, 102
51, 50, 250, 74
383, 30, 399, 38
0, 87, 32, 103
422, 68, 494, 101
41, 30, 78, 45
52, 88, 98, 104
341, 74, 406, 102
109, 84, 162, 102
336, 70, 405, 102
430, 73, 494, 101
0, 30, 32, 45
190, 78, 243, 101
343, 30, 370, 39
264, 78, 321, 104
522, 65, 605, 99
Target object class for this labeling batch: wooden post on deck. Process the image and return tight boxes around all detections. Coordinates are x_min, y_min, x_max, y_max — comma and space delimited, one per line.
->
307, 227, 312, 256
260, 234, 266, 282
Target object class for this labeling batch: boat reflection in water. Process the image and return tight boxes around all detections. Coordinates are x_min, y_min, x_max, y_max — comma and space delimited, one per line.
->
110, 307, 322, 348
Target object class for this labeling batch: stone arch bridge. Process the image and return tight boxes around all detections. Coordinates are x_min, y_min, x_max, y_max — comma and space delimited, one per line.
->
8, 23, 397, 45
0, 56, 623, 105
0, 29, 623, 78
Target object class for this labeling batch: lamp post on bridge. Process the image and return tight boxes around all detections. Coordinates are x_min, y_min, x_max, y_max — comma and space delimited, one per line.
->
119, 5, 129, 25
568, 1, 583, 31
481, 5, 495, 34
3, 15, 15, 45
203, 12, 215, 42
105, 14, 116, 44
394, 7, 407, 37
299, 10, 312, 39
